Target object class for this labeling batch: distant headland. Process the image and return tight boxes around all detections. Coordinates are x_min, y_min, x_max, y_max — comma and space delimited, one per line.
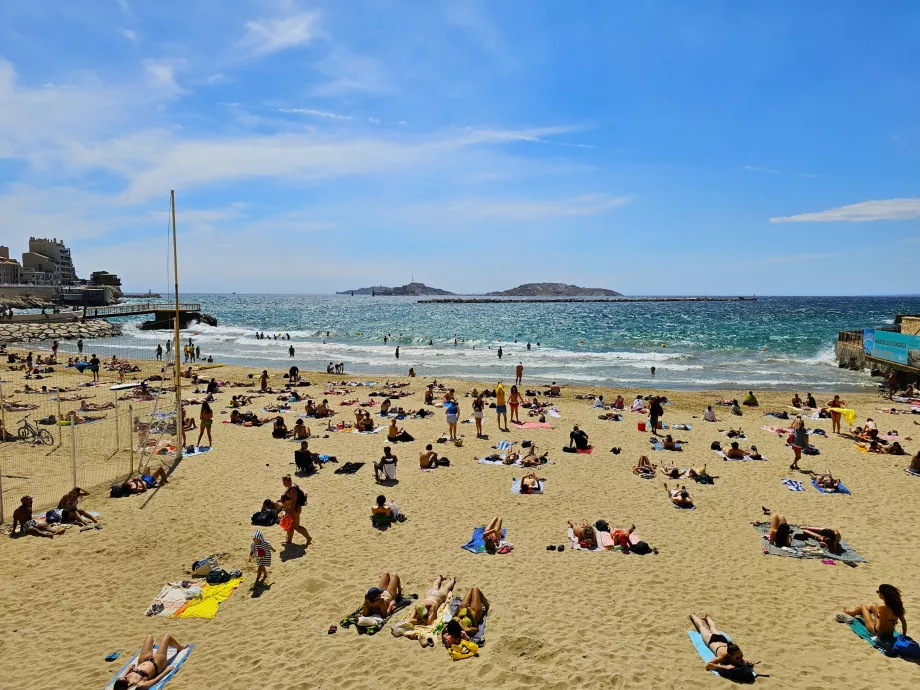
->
336, 282, 455, 296
486, 283, 622, 297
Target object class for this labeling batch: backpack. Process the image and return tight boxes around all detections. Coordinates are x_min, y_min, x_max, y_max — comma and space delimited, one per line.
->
294, 485, 307, 508
251, 510, 279, 526
890, 635, 920, 659
710, 441, 722, 451
45, 509, 62, 524
594, 520, 610, 533
206, 569, 232, 585
630, 540, 652, 555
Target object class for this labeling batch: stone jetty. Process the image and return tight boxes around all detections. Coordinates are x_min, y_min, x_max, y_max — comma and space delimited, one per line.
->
0, 320, 121, 344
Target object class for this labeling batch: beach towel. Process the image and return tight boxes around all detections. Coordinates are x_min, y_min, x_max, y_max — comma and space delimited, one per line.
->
843, 617, 912, 659
548, 408, 561, 418
713, 450, 768, 462
812, 478, 851, 495
577, 445, 593, 454
782, 479, 806, 492
511, 478, 544, 494
341, 595, 416, 635
762, 425, 790, 435
651, 442, 681, 451
566, 526, 604, 551
906, 468, 920, 477
105, 645, 194, 690
828, 407, 857, 426
447, 596, 489, 644
752, 522, 866, 563
172, 577, 243, 619
494, 440, 514, 451
687, 631, 757, 681
477, 454, 507, 465
512, 421, 553, 429
353, 427, 381, 434
391, 596, 452, 643
145, 580, 205, 617
462, 526, 509, 553
671, 423, 692, 431
334, 462, 364, 475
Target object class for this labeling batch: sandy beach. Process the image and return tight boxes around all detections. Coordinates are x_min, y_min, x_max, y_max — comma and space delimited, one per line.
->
1, 352, 919, 689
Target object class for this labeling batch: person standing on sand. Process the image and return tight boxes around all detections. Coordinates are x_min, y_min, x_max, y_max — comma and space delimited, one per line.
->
155, 344, 162, 361
495, 381, 507, 431
515, 362, 523, 386
77, 338, 83, 354
260, 370, 269, 392
89, 353, 100, 382
197, 401, 213, 447
789, 415, 807, 470
473, 396, 485, 437
827, 394, 846, 434
649, 396, 664, 432
276, 475, 312, 547
249, 530, 276, 586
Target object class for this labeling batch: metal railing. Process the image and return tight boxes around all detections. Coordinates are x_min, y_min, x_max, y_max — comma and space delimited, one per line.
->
84, 303, 201, 318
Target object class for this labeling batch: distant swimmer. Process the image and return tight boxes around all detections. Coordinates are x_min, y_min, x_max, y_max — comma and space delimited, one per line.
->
497, 346, 503, 360
527, 342, 531, 350
650, 366, 656, 376
395, 346, 400, 359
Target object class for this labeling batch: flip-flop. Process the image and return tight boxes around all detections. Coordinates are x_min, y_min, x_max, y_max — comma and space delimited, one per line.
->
835, 613, 852, 624
105, 651, 122, 662
546, 545, 556, 551
557, 544, 565, 552
328, 625, 337, 634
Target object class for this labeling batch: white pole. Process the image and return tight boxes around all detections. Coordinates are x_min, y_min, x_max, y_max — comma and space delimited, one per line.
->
171, 191, 183, 461
128, 404, 135, 475
113, 391, 120, 453
70, 420, 78, 489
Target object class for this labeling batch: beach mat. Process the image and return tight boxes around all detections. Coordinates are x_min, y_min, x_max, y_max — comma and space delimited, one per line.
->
752, 522, 866, 563
172, 577, 243, 619
782, 479, 806, 492
462, 526, 507, 553
906, 469, 920, 477
341, 594, 416, 635
843, 617, 916, 660
812, 478, 851, 495
105, 645, 194, 690
687, 631, 757, 680
511, 478, 543, 494
567, 526, 604, 551
512, 421, 553, 429
145, 580, 205, 617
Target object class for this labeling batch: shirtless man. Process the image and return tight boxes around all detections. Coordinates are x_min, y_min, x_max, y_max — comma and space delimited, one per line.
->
11, 496, 63, 538
410, 575, 456, 625
419, 444, 439, 469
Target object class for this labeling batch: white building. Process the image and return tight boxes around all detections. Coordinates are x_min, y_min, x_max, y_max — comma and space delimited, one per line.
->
21, 237, 78, 285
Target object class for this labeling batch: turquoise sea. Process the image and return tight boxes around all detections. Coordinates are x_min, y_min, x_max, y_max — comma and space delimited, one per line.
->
59, 295, 920, 391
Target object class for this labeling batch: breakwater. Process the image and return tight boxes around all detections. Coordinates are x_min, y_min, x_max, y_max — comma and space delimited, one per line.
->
0, 319, 122, 344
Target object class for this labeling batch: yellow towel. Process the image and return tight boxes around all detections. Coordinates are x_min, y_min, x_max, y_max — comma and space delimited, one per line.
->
828, 407, 857, 426
173, 577, 243, 620
394, 594, 452, 642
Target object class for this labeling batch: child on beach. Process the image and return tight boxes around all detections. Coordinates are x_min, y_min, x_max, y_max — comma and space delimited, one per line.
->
249, 530, 276, 585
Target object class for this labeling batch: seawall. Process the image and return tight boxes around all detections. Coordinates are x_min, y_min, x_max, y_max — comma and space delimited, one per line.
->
0, 319, 122, 344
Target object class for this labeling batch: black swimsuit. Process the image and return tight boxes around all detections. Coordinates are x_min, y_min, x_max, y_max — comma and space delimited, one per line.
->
708, 633, 729, 647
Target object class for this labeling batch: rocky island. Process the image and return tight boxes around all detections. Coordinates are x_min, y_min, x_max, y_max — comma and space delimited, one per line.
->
486, 283, 622, 297
337, 282, 455, 296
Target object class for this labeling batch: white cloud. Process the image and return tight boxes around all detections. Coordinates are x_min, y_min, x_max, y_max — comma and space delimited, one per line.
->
143, 59, 187, 96
120, 28, 138, 42
368, 117, 380, 124
440, 193, 630, 220
206, 73, 226, 84
311, 50, 391, 96
277, 107, 351, 120
742, 165, 781, 175
241, 11, 320, 54
115, 0, 130, 13
770, 198, 920, 223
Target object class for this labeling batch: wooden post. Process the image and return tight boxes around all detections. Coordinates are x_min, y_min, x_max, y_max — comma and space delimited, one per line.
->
171, 190, 183, 461
129, 404, 135, 475
113, 391, 120, 453
70, 421, 78, 490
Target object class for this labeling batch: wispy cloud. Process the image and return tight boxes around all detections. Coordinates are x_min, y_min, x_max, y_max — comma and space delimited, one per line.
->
311, 50, 391, 97
143, 59, 186, 95
442, 193, 630, 220
115, 0, 130, 13
120, 28, 138, 42
276, 107, 351, 120
742, 165, 781, 175
240, 11, 320, 55
770, 198, 920, 223
762, 252, 840, 264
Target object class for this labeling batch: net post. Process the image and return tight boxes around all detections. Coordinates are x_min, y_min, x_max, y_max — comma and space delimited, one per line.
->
113, 390, 120, 453
70, 419, 78, 490
56, 392, 63, 445
129, 404, 135, 475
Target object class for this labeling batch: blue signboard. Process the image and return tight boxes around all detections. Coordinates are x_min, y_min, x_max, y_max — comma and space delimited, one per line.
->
864, 328, 920, 368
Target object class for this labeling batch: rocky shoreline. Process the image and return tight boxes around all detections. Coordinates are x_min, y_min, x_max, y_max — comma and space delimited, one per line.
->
0, 320, 122, 343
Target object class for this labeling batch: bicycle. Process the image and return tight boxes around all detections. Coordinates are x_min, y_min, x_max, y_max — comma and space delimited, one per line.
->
17, 415, 54, 445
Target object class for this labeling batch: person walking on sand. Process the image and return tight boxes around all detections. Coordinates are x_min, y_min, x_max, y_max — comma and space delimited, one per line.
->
515, 362, 523, 386
249, 530, 276, 586
789, 415, 807, 470
473, 396, 485, 437
276, 475, 312, 547
260, 370, 269, 392
197, 401, 213, 447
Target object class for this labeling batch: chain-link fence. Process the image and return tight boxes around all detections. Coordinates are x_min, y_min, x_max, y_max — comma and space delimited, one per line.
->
0, 339, 177, 522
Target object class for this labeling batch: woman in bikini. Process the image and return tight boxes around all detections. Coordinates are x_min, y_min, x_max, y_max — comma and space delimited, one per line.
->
633, 455, 656, 477
443, 587, 490, 647
508, 385, 524, 424
113, 634, 188, 690
768, 513, 792, 547
197, 401, 213, 447
58, 487, 97, 526
410, 575, 456, 625
840, 584, 907, 637
568, 519, 598, 548
362, 572, 402, 617
520, 472, 542, 493
800, 525, 842, 554
664, 483, 694, 508
827, 394, 846, 434
472, 396, 485, 437
689, 613, 751, 673
809, 469, 841, 492
482, 517, 503, 554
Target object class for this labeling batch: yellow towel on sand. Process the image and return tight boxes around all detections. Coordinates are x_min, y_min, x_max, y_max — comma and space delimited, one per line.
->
173, 577, 243, 620
828, 407, 857, 426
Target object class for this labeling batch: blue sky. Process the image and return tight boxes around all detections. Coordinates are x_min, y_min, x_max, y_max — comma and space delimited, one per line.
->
0, 0, 918, 295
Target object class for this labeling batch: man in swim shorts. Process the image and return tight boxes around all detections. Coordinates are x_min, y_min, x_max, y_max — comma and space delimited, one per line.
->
495, 381, 507, 431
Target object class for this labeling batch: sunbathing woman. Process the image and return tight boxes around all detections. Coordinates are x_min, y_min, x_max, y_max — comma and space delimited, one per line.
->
410, 575, 456, 625
689, 613, 752, 674
518, 443, 549, 467
568, 519, 598, 549
65, 410, 106, 424
800, 525, 842, 554
839, 584, 907, 637
272, 416, 290, 439
482, 517, 503, 554
662, 434, 685, 451
443, 587, 490, 646
810, 469, 841, 492
293, 419, 311, 440
113, 634, 188, 690
80, 399, 115, 411
664, 483, 694, 508
123, 468, 170, 493
767, 513, 793, 547
520, 472, 542, 493
363, 572, 402, 617
885, 441, 906, 455
633, 455, 656, 477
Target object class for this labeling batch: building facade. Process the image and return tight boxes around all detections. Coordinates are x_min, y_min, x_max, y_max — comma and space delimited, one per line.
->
0, 246, 23, 284
22, 237, 78, 285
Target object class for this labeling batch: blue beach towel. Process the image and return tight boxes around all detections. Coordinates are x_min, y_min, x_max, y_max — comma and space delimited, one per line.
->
687, 631, 757, 680
811, 478, 850, 495
652, 442, 681, 451
106, 645, 194, 690
462, 526, 507, 553
782, 478, 806, 492
846, 618, 901, 655
494, 440, 513, 451
906, 469, 920, 477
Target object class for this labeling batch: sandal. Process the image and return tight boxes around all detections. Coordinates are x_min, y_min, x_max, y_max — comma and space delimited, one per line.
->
557, 544, 565, 552
328, 624, 338, 634
835, 614, 852, 624
547, 544, 556, 551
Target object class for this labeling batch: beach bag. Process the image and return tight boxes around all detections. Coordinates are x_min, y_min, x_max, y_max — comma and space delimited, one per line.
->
251, 510, 278, 526
594, 520, 610, 533
437, 457, 451, 467
191, 555, 219, 576
803, 444, 820, 455
206, 569, 232, 585
45, 509, 62, 524
710, 441, 721, 451
280, 514, 294, 531
294, 485, 307, 507
630, 540, 653, 555
890, 635, 920, 659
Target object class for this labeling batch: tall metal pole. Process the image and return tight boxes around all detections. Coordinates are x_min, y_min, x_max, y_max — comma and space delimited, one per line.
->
171, 190, 183, 461
0, 382, 5, 524
70, 421, 78, 489
128, 404, 135, 475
